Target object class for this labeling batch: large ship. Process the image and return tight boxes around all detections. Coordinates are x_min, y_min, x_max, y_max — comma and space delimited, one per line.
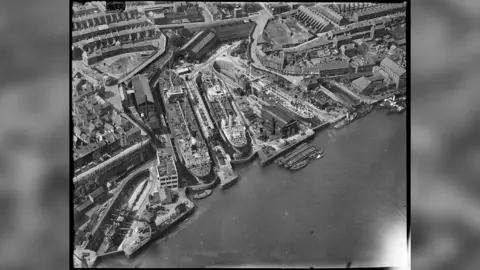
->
160, 82, 213, 181
123, 203, 194, 259
262, 89, 315, 122
201, 72, 249, 153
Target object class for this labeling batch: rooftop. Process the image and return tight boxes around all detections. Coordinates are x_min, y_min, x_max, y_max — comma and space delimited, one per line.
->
264, 105, 295, 124
132, 74, 154, 105
381, 57, 406, 77
191, 32, 216, 54
352, 76, 372, 91
88, 187, 106, 199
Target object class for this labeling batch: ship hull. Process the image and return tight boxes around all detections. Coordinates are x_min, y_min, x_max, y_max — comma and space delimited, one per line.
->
124, 206, 195, 259
186, 162, 214, 182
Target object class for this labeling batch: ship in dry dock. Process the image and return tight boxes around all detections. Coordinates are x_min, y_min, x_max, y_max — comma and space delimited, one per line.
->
201, 72, 249, 153
160, 83, 213, 181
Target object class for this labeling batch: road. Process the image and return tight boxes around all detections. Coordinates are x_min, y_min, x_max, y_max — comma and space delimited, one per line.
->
258, 2, 274, 18
189, 44, 233, 79
197, 2, 214, 23
155, 12, 262, 30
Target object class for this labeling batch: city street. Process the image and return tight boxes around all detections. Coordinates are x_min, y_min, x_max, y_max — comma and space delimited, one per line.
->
259, 2, 274, 18
197, 2, 214, 23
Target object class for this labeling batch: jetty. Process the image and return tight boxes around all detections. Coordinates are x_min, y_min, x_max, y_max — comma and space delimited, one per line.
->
258, 129, 315, 167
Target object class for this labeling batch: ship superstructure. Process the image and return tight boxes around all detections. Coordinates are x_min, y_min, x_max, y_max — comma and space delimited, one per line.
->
202, 72, 248, 152
161, 82, 212, 180
184, 78, 216, 140
155, 135, 179, 190
264, 87, 315, 121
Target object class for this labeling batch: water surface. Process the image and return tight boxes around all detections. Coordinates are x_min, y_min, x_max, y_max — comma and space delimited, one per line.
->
99, 110, 407, 268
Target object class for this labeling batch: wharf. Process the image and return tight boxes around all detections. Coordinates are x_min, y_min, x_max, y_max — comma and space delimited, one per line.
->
96, 250, 124, 263
231, 151, 258, 165
312, 121, 331, 132
218, 169, 239, 189
187, 176, 218, 192
258, 130, 315, 167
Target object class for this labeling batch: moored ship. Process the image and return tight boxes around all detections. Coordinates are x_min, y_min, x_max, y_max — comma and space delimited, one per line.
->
284, 146, 318, 169
202, 72, 249, 153
289, 159, 309, 171
276, 143, 309, 166
123, 204, 195, 259
160, 83, 213, 181
193, 189, 212, 200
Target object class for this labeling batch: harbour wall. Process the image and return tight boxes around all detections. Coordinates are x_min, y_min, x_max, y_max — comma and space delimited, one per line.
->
231, 150, 258, 166
187, 175, 219, 192
312, 121, 331, 132
96, 250, 125, 262
125, 206, 195, 259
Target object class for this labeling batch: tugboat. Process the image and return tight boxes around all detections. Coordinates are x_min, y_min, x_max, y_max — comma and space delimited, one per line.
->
289, 159, 309, 171
387, 105, 406, 114
377, 97, 395, 109
193, 189, 212, 200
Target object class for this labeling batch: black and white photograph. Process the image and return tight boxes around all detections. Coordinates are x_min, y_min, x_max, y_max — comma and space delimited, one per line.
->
71, 1, 408, 268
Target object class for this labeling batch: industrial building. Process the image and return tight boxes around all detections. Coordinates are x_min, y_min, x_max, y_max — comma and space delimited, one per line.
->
375, 57, 406, 89
353, 3, 407, 22
292, 5, 335, 33
179, 29, 220, 62
351, 76, 373, 94
310, 4, 347, 26
269, 3, 290, 15
261, 105, 300, 138
155, 148, 179, 190
131, 74, 155, 116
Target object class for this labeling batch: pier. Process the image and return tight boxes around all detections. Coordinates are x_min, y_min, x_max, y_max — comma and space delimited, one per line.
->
258, 130, 315, 167
231, 151, 258, 165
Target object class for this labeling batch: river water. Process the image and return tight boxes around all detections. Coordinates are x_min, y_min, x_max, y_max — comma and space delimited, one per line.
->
98, 110, 407, 268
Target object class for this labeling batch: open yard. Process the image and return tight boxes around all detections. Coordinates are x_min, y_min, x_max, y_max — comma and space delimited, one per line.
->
265, 20, 295, 45
283, 18, 313, 43
94, 51, 155, 78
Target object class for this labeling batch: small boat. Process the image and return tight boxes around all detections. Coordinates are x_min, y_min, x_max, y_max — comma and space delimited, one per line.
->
193, 189, 212, 200
275, 157, 284, 164
388, 105, 405, 114
377, 100, 393, 109
316, 153, 324, 159
289, 159, 309, 171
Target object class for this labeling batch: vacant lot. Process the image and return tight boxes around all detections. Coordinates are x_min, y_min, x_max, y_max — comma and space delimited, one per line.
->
95, 52, 154, 78
284, 18, 313, 43
265, 20, 295, 45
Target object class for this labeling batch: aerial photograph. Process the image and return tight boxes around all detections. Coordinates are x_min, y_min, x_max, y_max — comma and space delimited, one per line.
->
72, 1, 408, 268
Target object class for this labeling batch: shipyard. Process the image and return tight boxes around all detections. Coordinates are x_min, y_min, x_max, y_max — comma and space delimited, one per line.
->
72, 2, 408, 268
